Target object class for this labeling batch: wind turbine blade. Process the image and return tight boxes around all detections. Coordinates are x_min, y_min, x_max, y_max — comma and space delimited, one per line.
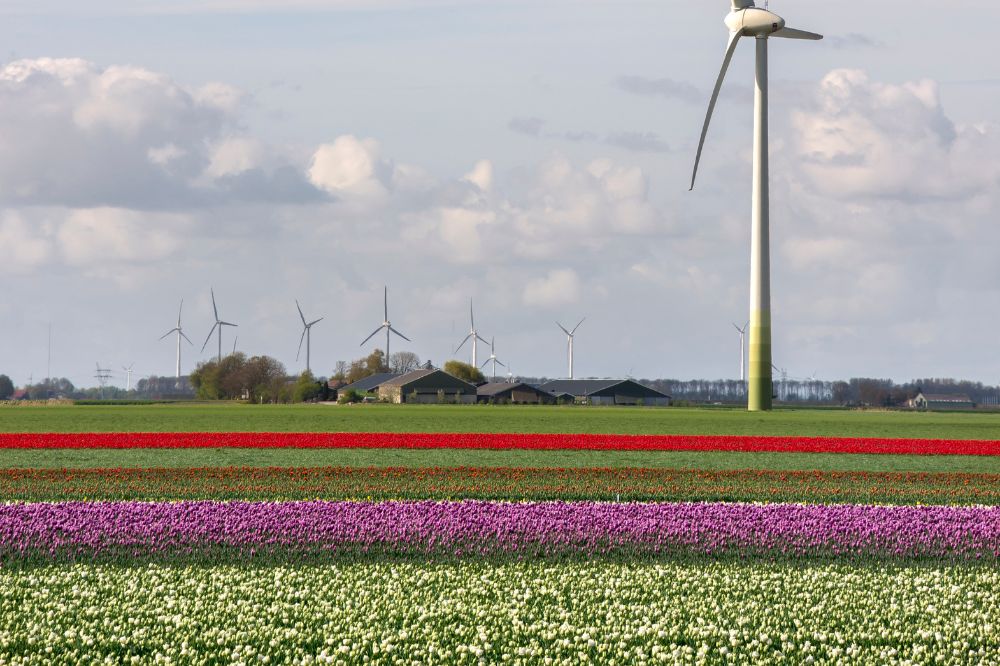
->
180, 331, 194, 345
384, 286, 388, 322
772, 27, 823, 40
732, 322, 743, 333
211, 288, 219, 321
159, 328, 178, 341
308, 317, 323, 327
470, 300, 475, 329
177, 299, 183, 327
296, 300, 307, 326
455, 333, 473, 352
495, 359, 506, 368
296, 328, 306, 362
201, 323, 219, 353
690, 30, 742, 191
220, 321, 238, 327
388, 326, 411, 342
476, 333, 489, 345
360, 325, 384, 346
571, 317, 586, 334
480, 358, 490, 369
556, 322, 571, 336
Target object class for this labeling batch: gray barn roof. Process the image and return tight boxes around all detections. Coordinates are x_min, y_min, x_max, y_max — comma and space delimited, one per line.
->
341, 372, 401, 393
380, 369, 477, 391
477, 382, 555, 397
539, 379, 669, 399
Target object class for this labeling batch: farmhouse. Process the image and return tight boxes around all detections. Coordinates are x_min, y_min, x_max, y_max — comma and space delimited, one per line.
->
908, 392, 975, 410
339, 372, 401, 396
477, 382, 557, 404
539, 379, 671, 406
378, 369, 478, 404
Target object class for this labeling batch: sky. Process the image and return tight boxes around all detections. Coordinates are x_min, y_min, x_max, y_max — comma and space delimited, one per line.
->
1, 0, 999, 388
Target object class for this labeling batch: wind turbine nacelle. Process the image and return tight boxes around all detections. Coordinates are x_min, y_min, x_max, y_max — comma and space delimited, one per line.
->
725, 8, 785, 37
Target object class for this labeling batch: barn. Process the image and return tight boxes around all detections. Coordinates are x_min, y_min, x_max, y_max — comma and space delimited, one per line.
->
539, 379, 671, 406
477, 382, 557, 404
339, 372, 401, 396
908, 392, 975, 410
378, 369, 478, 404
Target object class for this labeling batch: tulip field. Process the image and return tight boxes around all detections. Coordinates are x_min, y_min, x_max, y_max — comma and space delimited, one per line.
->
0, 405, 998, 663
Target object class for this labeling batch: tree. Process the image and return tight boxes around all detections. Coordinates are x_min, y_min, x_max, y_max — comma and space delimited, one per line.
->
389, 351, 421, 374
0, 375, 13, 400
331, 361, 349, 381
444, 360, 485, 384
292, 371, 322, 403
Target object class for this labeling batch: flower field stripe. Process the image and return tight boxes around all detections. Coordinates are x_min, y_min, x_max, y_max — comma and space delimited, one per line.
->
3, 431, 1000, 454
1, 500, 997, 564
3, 466, 999, 504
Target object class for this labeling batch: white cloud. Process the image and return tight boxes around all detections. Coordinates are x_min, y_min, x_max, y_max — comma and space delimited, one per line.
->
308, 135, 391, 198
57, 208, 186, 267
523, 269, 581, 307
0, 212, 51, 274
791, 69, 1000, 201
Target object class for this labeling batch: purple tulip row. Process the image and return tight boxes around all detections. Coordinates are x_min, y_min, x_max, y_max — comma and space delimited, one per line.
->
1, 500, 997, 564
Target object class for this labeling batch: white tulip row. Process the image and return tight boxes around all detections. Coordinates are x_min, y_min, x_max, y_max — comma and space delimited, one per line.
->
0, 561, 996, 665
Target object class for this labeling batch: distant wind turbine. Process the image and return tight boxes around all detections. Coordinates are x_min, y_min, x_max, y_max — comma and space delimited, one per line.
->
360, 286, 410, 366
480, 337, 506, 382
456, 299, 489, 368
732, 321, 749, 383
201, 289, 238, 363
122, 364, 135, 392
295, 300, 324, 375
159, 300, 192, 385
556, 318, 585, 379
689, 0, 821, 410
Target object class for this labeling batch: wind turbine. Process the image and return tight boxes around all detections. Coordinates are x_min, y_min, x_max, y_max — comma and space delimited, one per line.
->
556, 318, 585, 379
456, 300, 489, 368
360, 286, 410, 368
159, 300, 192, 385
200, 289, 238, 364
732, 321, 749, 383
122, 364, 135, 392
480, 337, 506, 382
690, 0, 821, 411
295, 300, 323, 375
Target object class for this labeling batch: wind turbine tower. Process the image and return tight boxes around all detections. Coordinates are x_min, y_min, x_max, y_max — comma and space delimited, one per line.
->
360, 286, 411, 367
296, 300, 324, 375
456, 300, 488, 368
480, 337, 506, 382
690, 0, 821, 411
733, 321, 749, 384
122, 364, 135, 392
556, 318, 585, 379
201, 289, 238, 364
160, 300, 193, 386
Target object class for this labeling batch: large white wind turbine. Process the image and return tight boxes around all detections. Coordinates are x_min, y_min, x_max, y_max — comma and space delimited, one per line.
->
456, 300, 489, 368
159, 300, 192, 385
732, 321, 749, 383
360, 286, 410, 366
556, 318, 585, 379
122, 364, 135, 392
690, 0, 821, 411
201, 289, 238, 364
295, 300, 324, 375
480, 337, 506, 382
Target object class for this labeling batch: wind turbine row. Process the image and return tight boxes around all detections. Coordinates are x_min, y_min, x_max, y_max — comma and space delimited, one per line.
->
690, 0, 821, 411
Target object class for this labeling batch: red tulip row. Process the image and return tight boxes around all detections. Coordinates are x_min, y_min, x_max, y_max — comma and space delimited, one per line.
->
1, 432, 999, 455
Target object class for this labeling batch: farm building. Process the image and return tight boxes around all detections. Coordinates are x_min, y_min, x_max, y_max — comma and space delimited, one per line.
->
477, 382, 557, 404
339, 372, 401, 396
378, 369, 478, 404
908, 392, 975, 410
539, 379, 671, 406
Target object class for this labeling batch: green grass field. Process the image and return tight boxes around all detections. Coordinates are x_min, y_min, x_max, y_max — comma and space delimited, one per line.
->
2, 447, 997, 472
3, 403, 1000, 438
